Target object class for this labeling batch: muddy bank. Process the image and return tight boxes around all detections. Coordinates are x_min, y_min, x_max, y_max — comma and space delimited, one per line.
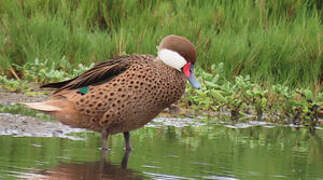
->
0, 91, 87, 139
0, 113, 86, 140
0, 111, 205, 138
0, 91, 47, 106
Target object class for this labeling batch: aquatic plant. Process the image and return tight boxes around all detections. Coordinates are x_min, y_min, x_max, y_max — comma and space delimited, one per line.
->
245, 86, 268, 120
185, 63, 322, 130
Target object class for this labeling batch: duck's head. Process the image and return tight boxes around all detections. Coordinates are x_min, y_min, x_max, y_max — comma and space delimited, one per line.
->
157, 35, 201, 89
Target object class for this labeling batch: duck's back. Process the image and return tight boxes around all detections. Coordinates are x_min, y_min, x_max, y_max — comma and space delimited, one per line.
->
48, 54, 187, 134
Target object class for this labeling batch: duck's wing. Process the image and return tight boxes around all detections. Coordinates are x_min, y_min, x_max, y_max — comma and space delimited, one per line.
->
41, 55, 153, 94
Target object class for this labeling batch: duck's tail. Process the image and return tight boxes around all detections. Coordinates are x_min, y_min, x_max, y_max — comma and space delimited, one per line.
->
22, 101, 62, 112
22, 99, 82, 127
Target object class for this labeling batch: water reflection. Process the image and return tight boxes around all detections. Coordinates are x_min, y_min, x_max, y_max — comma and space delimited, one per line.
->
37, 151, 143, 180
0, 118, 323, 179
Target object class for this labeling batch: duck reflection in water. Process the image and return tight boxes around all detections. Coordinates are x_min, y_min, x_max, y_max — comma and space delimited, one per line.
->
36, 151, 143, 180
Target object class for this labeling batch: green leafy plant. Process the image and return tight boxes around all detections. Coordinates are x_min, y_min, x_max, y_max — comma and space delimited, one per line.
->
185, 63, 322, 130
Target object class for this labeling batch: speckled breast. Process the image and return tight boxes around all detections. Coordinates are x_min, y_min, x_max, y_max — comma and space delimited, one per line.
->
73, 60, 187, 134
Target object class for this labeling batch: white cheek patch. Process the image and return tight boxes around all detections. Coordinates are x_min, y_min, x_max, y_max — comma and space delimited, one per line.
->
158, 48, 187, 71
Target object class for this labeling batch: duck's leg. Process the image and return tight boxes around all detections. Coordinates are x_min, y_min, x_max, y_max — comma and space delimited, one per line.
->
101, 129, 109, 160
123, 131, 132, 152
121, 150, 131, 169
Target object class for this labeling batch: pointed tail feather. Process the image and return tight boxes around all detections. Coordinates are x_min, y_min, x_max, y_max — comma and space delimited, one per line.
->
22, 100, 81, 126
22, 102, 62, 112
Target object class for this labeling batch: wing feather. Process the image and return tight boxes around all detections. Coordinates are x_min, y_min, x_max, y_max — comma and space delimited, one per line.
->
41, 56, 132, 94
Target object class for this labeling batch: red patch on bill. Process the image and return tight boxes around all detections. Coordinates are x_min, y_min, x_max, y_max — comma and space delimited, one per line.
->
183, 63, 191, 78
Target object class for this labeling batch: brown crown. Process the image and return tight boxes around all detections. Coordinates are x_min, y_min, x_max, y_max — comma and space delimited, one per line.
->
158, 35, 197, 64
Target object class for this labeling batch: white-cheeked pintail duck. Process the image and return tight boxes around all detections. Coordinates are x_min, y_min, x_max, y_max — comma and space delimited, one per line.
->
24, 35, 201, 155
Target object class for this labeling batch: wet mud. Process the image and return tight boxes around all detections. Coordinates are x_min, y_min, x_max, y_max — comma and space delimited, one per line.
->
0, 113, 86, 140
0, 91, 87, 139
0, 91, 47, 106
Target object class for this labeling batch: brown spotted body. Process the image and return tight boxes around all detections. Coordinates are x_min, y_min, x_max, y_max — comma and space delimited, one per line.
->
24, 35, 200, 154
51, 55, 186, 134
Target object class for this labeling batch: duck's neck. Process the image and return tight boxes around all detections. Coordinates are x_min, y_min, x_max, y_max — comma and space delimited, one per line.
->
157, 49, 187, 71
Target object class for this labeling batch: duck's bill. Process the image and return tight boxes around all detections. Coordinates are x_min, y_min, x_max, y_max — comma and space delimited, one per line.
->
188, 72, 201, 89
183, 63, 201, 89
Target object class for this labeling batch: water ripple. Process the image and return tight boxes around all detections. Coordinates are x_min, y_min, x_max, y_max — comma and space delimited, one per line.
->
144, 171, 194, 180
147, 117, 206, 128
199, 175, 239, 180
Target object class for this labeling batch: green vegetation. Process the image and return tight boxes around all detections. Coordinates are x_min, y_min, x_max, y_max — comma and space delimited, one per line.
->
184, 63, 322, 130
0, 0, 322, 87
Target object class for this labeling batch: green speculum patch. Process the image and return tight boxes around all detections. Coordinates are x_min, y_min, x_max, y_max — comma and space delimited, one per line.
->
77, 86, 89, 95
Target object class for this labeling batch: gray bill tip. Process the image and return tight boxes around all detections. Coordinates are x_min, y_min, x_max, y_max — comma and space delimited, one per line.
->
188, 73, 201, 89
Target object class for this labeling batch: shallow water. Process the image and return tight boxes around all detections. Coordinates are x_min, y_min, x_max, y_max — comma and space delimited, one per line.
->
0, 116, 323, 180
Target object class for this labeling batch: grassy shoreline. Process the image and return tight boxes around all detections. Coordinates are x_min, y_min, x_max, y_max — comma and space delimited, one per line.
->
0, 0, 322, 88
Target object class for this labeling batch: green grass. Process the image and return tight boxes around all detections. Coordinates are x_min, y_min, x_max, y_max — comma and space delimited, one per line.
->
0, 0, 322, 88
